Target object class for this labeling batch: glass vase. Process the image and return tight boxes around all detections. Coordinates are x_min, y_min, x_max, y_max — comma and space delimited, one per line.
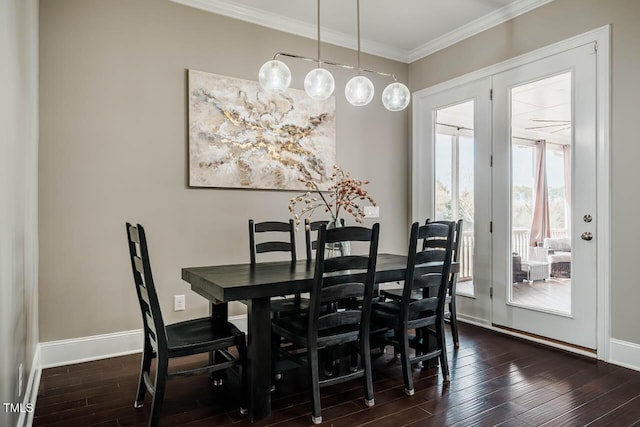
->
325, 219, 350, 258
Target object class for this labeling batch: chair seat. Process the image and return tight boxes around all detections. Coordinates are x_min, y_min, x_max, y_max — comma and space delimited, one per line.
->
166, 317, 242, 356
270, 297, 310, 313
380, 288, 420, 301
272, 314, 360, 347
372, 300, 437, 327
548, 252, 571, 263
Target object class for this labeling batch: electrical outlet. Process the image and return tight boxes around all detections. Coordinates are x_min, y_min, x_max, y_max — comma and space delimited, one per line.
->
174, 295, 185, 311
364, 206, 380, 218
18, 363, 23, 397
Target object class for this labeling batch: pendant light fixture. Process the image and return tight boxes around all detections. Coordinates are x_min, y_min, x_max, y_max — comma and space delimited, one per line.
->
344, 0, 374, 106
303, 0, 335, 100
258, 0, 410, 111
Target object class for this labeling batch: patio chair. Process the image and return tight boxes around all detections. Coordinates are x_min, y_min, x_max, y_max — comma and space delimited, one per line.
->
544, 237, 572, 278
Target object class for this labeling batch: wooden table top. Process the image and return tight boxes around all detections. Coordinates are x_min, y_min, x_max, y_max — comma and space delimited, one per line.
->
182, 254, 457, 302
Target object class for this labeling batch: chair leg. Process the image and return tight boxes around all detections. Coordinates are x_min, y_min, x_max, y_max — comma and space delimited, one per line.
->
449, 299, 459, 348
436, 319, 450, 382
149, 357, 168, 427
210, 350, 226, 386
308, 347, 322, 424
350, 343, 359, 372
360, 335, 374, 407
399, 328, 414, 396
323, 346, 336, 376
237, 334, 249, 415
134, 342, 153, 408
271, 331, 280, 384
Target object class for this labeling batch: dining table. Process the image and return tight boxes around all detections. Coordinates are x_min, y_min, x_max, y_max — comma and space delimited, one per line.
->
182, 254, 456, 422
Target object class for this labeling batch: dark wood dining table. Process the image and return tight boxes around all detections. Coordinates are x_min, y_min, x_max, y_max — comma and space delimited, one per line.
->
182, 254, 455, 421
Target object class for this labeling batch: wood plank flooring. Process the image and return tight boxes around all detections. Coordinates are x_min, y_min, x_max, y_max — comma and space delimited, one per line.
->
457, 279, 571, 314
34, 324, 640, 426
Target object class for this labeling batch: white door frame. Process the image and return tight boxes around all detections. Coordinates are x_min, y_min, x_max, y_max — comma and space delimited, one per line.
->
412, 25, 611, 360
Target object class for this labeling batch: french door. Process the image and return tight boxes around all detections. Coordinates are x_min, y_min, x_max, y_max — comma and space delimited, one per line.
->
491, 43, 597, 349
412, 78, 492, 302
413, 41, 601, 351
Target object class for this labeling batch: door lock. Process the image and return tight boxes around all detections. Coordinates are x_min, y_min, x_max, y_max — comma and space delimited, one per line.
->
583, 214, 593, 223
581, 231, 593, 241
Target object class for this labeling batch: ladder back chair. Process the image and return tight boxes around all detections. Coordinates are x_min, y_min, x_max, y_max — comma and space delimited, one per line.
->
126, 223, 247, 427
371, 220, 455, 396
304, 218, 344, 260
380, 219, 463, 347
271, 223, 380, 424
249, 219, 308, 314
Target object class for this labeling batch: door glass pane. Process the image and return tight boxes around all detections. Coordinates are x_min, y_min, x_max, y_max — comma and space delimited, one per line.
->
510, 72, 572, 314
435, 101, 475, 296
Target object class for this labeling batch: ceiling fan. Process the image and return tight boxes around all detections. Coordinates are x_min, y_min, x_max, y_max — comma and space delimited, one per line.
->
525, 119, 571, 130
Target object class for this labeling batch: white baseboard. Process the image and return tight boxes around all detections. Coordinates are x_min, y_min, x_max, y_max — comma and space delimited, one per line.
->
40, 330, 144, 368
609, 338, 640, 372
39, 315, 249, 368
456, 314, 491, 328
17, 345, 41, 427
457, 317, 598, 359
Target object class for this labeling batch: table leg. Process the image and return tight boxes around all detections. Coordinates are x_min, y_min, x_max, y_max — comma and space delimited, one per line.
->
209, 302, 229, 382
247, 296, 271, 421
422, 289, 438, 369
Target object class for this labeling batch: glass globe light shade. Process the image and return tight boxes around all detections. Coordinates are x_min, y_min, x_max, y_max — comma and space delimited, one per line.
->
304, 68, 335, 100
345, 75, 374, 106
382, 82, 411, 111
258, 60, 291, 92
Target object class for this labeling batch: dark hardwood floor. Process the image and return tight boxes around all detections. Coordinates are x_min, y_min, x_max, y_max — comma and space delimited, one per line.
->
34, 324, 640, 426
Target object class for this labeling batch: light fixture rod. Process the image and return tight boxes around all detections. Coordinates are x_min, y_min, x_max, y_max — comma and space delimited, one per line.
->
356, 0, 361, 70
316, 0, 321, 65
272, 52, 398, 81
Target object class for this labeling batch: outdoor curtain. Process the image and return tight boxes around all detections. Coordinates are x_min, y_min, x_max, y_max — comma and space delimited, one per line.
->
529, 140, 551, 246
563, 144, 571, 232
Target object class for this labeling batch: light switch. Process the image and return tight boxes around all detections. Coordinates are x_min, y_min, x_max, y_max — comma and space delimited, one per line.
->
364, 206, 380, 218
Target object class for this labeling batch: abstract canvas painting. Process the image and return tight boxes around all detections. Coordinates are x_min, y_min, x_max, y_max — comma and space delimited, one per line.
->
188, 69, 336, 190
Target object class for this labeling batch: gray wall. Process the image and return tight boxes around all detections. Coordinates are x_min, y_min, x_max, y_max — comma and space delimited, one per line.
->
0, 0, 39, 424
409, 0, 640, 345
39, 0, 409, 342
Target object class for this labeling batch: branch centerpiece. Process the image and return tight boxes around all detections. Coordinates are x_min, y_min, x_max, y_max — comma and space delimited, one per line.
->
288, 165, 377, 232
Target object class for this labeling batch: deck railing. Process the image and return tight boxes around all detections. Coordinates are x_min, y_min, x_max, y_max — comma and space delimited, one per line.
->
458, 227, 569, 281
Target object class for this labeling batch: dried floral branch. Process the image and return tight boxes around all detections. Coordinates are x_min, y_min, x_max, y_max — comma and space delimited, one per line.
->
288, 165, 377, 230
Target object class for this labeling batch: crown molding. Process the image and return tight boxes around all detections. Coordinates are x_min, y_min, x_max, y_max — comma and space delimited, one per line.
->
407, 0, 556, 63
169, 0, 410, 62
170, 0, 555, 64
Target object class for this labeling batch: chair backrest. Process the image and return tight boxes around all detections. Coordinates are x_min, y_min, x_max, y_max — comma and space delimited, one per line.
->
126, 223, 167, 355
249, 219, 297, 265
424, 219, 463, 296
401, 221, 455, 323
305, 218, 344, 260
308, 224, 380, 342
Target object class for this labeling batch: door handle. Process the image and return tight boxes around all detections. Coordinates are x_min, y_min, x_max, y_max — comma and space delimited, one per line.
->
581, 232, 593, 241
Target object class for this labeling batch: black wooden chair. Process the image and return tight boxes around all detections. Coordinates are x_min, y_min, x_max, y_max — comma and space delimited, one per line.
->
380, 219, 463, 347
126, 223, 247, 427
271, 224, 380, 424
372, 220, 455, 396
445, 219, 463, 347
249, 219, 308, 314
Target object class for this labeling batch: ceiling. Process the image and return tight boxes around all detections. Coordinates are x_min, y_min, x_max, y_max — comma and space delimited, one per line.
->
437, 72, 572, 145
170, 0, 554, 63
